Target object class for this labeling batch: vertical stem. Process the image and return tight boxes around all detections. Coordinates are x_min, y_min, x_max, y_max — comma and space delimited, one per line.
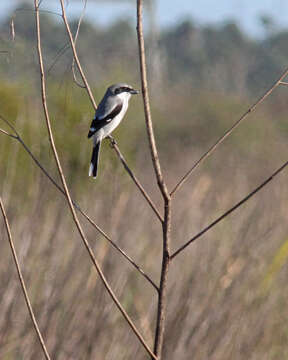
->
153, 199, 171, 359
136, 1, 172, 359
136, 0, 169, 199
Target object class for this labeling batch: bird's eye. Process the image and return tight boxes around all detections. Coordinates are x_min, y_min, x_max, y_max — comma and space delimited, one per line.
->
115, 88, 121, 94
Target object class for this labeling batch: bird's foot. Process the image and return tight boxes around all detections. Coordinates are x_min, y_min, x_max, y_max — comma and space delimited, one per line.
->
107, 135, 117, 147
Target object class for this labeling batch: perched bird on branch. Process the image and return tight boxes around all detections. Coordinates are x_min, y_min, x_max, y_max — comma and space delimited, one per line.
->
87, 83, 139, 178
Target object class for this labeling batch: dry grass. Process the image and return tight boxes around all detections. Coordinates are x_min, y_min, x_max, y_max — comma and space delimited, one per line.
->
1, 87, 288, 359
1, 3, 288, 357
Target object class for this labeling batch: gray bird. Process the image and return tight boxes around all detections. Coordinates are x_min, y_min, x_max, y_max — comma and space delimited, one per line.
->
88, 83, 139, 178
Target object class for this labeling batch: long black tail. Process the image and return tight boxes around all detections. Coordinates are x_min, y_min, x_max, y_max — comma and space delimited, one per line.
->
89, 142, 101, 178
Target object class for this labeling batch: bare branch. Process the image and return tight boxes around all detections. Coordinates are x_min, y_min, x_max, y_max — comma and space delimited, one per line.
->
71, 0, 87, 88
47, 42, 70, 75
0, 114, 19, 136
59, 0, 97, 110
170, 67, 288, 196
71, 67, 86, 88
34, 2, 157, 358
0, 118, 158, 291
0, 127, 16, 138
0, 198, 51, 360
13, 7, 62, 18
137, 2, 172, 359
136, 0, 170, 201
108, 135, 163, 222
171, 159, 288, 259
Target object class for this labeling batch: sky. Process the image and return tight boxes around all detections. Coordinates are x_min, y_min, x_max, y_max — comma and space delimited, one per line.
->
1, 0, 288, 37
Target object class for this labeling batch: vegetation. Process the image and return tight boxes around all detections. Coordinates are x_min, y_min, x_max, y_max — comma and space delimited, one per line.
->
1, 2, 288, 359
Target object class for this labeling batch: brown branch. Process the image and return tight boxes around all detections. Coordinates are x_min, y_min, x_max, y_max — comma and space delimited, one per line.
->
0, 127, 15, 137
171, 158, 288, 259
0, 117, 157, 290
153, 200, 171, 359
59, 0, 97, 110
0, 113, 18, 134
137, 2, 171, 359
34, 2, 156, 358
170, 67, 288, 196
0, 198, 51, 360
136, 0, 169, 201
71, 0, 87, 89
108, 135, 163, 222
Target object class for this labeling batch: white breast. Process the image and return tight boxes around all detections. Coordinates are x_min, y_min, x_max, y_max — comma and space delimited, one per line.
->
101, 93, 131, 139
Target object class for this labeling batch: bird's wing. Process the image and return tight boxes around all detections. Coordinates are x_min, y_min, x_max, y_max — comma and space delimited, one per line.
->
87, 102, 123, 139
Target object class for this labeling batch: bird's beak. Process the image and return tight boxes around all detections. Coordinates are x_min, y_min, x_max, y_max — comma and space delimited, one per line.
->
130, 89, 139, 95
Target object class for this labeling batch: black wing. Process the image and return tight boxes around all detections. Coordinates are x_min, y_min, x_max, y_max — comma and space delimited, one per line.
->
87, 103, 123, 138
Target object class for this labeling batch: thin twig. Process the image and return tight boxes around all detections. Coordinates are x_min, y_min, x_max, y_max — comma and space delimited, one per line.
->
108, 135, 163, 222
0, 198, 51, 360
34, 2, 156, 358
59, 0, 97, 110
170, 67, 288, 196
13, 7, 62, 18
0, 115, 158, 291
137, 2, 171, 359
0, 128, 15, 137
0, 113, 18, 134
47, 41, 70, 75
71, 0, 87, 88
171, 159, 288, 259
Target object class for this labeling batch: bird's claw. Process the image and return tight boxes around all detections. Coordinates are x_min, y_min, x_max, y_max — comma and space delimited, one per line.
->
107, 135, 117, 147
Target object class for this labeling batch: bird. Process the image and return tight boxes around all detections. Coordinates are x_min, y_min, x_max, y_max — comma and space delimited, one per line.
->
88, 83, 139, 178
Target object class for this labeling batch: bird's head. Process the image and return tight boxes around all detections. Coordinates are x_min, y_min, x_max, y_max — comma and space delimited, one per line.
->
108, 83, 139, 98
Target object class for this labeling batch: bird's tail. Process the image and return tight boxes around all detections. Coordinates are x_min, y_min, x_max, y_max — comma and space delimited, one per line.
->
89, 142, 101, 178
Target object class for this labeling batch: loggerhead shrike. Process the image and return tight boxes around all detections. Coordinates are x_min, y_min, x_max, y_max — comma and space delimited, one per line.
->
88, 83, 139, 178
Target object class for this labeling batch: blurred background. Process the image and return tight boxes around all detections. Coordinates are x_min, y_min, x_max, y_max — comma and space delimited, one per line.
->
1, 1, 288, 359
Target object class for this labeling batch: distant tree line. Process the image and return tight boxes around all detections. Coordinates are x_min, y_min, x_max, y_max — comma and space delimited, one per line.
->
1, 2, 288, 95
